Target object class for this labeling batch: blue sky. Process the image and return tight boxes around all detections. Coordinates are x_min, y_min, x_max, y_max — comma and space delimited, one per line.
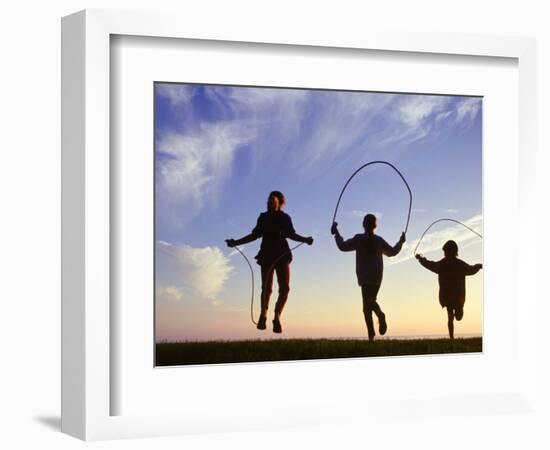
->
154, 83, 483, 341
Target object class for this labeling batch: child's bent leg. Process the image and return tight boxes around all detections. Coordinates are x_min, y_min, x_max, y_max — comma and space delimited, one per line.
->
364, 284, 386, 335
361, 286, 376, 340
370, 300, 383, 318
367, 284, 383, 317
446, 307, 454, 339
274, 262, 290, 319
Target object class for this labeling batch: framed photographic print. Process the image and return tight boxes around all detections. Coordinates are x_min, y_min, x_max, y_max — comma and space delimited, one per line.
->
62, 9, 538, 441
153, 82, 484, 367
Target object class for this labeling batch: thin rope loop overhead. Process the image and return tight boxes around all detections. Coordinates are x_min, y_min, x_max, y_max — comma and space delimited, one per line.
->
413, 218, 483, 256
332, 160, 413, 234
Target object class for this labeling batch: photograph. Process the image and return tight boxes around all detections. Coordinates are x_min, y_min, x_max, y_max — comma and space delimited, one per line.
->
154, 82, 483, 366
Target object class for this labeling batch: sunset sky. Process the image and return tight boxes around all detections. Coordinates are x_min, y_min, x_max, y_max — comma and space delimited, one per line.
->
154, 83, 483, 342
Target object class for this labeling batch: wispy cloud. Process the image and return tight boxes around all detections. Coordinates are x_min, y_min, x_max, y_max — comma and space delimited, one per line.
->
380, 96, 450, 145
380, 96, 481, 146
398, 96, 450, 128
456, 97, 481, 124
156, 241, 234, 301
156, 83, 198, 107
435, 110, 453, 124
389, 214, 482, 265
294, 92, 396, 172
156, 285, 184, 302
200, 86, 389, 174
346, 209, 383, 219
156, 122, 255, 229
156, 84, 395, 184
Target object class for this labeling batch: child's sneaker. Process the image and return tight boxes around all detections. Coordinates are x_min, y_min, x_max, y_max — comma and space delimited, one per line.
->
256, 316, 267, 330
272, 318, 282, 334
379, 313, 387, 335
455, 308, 464, 321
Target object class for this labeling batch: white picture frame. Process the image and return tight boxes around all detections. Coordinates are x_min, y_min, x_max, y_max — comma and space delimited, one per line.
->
61, 9, 538, 441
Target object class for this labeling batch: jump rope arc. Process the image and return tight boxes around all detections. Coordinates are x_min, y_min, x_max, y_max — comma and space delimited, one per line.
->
332, 160, 413, 234
413, 218, 483, 256
232, 245, 256, 325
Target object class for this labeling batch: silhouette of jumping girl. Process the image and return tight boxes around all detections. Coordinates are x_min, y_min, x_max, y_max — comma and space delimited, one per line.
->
416, 240, 482, 339
331, 214, 405, 341
226, 191, 313, 333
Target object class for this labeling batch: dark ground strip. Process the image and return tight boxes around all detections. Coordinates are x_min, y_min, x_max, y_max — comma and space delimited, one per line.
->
156, 337, 482, 366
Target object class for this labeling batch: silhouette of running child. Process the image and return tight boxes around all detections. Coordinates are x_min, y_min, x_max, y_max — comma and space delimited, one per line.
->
331, 214, 405, 341
226, 191, 313, 333
416, 240, 482, 339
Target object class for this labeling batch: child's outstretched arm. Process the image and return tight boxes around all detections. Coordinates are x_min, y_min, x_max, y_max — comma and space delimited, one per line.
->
415, 254, 441, 274
464, 262, 483, 276
331, 222, 357, 252
288, 232, 314, 245
281, 215, 313, 245
226, 214, 264, 247
381, 232, 406, 257
226, 233, 257, 247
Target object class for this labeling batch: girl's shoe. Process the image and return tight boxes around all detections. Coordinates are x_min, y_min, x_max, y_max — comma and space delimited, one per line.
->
257, 316, 267, 330
272, 318, 282, 333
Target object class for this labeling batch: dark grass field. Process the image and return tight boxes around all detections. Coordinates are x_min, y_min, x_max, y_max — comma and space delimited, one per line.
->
155, 337, 482, 366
